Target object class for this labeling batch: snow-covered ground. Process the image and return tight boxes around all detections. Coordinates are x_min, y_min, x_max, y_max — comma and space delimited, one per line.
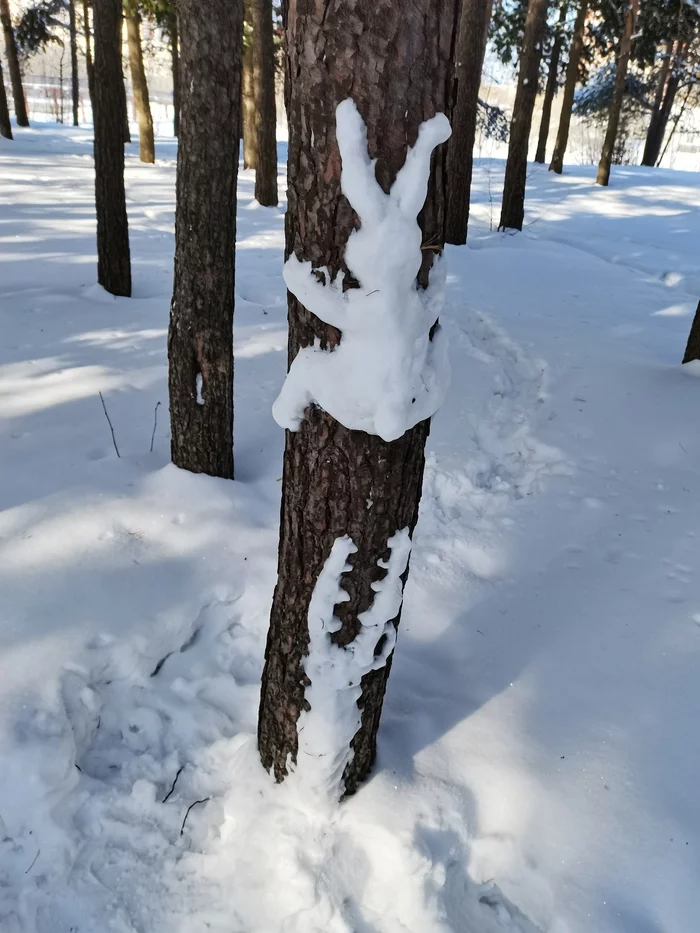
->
1, 124, 699, 933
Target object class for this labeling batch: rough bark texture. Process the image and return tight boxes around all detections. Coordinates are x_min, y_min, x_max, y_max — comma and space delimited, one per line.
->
257, 0, 460, 798
549, 0, 587, 174
125, 1, 155, 163
445, 0, 492, 245
682, 301, 700, 364
93, 0, 131, 296
168, 8, 179, 137
82, 0, 95, 111
0, 0, 28, 127
498, 0, 549, 231
251, 0, 278, 205
534, 10, 565, 164
596, 0, 638, 187
68, 0, 80, 125
642, 39, 673, 167
242, 3, 257, 169
168, 0, 242, 479
0, 57, 12, 138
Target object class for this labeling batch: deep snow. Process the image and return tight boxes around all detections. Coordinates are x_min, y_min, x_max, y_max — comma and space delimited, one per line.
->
0, 124, 699, 933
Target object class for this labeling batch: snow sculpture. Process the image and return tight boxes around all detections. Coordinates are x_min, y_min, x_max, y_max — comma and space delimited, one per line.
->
273, 99, 452, 442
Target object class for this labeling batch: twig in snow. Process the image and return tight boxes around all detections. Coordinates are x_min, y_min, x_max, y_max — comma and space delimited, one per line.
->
150, 401, 161, 453
24, 848, 40, 874
180, 797, 210, 836
162, 765, 185, 803
99, 392, 120, 458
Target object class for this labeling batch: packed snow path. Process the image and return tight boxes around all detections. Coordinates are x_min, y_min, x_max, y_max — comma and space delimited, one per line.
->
0, 126, 699, 933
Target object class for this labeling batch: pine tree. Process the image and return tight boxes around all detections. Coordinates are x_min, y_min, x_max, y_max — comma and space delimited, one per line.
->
167, 0, 242, 479
549, 0, 587, 173
82, 0, 95, 109
124, 0, 155, 162
534, 4, 566, 164
596, 0, 639, 186
250, 0, 277, 205
0, 56, 12, 138
242, 10, 256, 168
0, 0, 29, 126
257, 0, 459, 798
682, 301, 700, 364
167, 5, 178, 136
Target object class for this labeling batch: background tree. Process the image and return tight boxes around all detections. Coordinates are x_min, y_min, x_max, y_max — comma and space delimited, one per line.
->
82, 0, 94, 108
257, 0, 460, 797
242, 3, 256, 168
499, 0, 549, 231
142, 0, 179, 135
124, 0, 155, 162
549, 0, 588, 173
93, 0, 131, 296
250, 0, 277, 205
68, 0, 78, 124
0, 56, 12, 137
168, 0, 242, 478
0, 0, 29, 126
534, 3, 567, 163
596, 0, 639, 186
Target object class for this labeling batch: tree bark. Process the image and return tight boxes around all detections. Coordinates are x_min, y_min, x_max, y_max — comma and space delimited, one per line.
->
0, 57, 12, 138
642, 39, 673, 167
549, 0, 587, 174
93, 0, 131, 296
445, 0, 493, 245
168, 7, 179, 137
257, 0, 460, 797
82, 0, 95, 113
68, 0, 80, 125
498, 0, 549, 231
168, 0, 242, 479
534, 7, 565, 164
596, 0, 638, 187
124, 1, 155, 163
242, 3, 256, 169
0, 0, 28, 127
250, 0, 278, 205
682, 300, 700, 364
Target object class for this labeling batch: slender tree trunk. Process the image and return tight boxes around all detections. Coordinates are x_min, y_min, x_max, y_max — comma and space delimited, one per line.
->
118, 13, 131, 144
534, 7, 565, 164
168, 0, 242, 479
549, 0, 587, 173
249, 0, 278, 205
498, 0, 549, 230
124, 1, 155, 163
642, 39, 673, 166
82, 0, 95, 113
0, 57, 12, 138
93, 0, 131, 296
68, 0, 80, 125
0, 0, 28, 127
596, 0, 638, 187
242, 15, 256, 168
657, 81, 691, 166
682, 300, 700, 364
445, 0, 493, 245
257, 0, 460, 797
168, 7, 179, 137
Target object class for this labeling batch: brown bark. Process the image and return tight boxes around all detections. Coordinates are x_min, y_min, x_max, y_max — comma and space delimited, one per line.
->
125, 1, 155, 163
549, 0, 587, 174
168, 7, 179, 137
682, 300, 700, 364
534, 7, 565, 164
82, 0, 95, 112
0, 57, 12, 138
93, 0, 131, 296
445, 0, 493, 245
118, 13, 131, 144
498, 0, 549, 231
168, 0, 242, 479
242, 6, 257, 169
68, 0, 80, 125
250, 0, 278, 205
642, 39, 673, 166
596, 0, 638, 187
257, 0, 460, 797
0, 0, 28, 127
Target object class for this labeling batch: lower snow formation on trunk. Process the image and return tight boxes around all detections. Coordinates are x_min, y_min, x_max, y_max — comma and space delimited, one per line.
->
272, 99, 451, 444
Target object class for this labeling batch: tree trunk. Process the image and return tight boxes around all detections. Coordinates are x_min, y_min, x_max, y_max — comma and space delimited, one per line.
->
257, 0, 460, 798
242, 3, 256, 169
0, 57, 12, 138
445, 0, 493, 245
82, 0, 95, 113
93, 0, 131, 296
682, 300, 700, 364
124, 1, 155, 163
168, 7, 179, 137
534, 7, 565, 164
0, 0, 28, 127
642, 39, 673, 167
498, 0, 549, 231
549, 0, 587, 174
118, 13, 131, 144
596, 0, 638, 187
68, 0, 80, 125
168, 0, 242, 479
250, 0, 278, 205
657, 81, 691, 166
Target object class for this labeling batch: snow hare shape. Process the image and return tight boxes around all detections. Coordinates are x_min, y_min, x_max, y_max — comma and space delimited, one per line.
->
273, 99, 452, 443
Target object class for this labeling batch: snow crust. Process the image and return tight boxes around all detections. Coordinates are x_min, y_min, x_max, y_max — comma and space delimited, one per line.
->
273, 99, 452, 441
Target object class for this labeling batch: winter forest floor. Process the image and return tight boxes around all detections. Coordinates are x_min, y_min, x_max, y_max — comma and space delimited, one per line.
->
1, 125, 699, 933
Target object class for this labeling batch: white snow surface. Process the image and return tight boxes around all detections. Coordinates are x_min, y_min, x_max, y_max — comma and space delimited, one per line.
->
0, 124, 700, 933
273, 99, 451, 441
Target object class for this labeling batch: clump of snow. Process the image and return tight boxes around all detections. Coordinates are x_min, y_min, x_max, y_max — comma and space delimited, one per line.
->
195, 372, 205, 405
294, 529, 412, 800
273, 99, 452, 442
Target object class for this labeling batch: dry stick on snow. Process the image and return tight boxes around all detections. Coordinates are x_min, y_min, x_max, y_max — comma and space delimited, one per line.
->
99, 391, 121, 458
24, 848, 40, 874
162, 764, 185, 803
150, 400, 161, 452
180, 797, 210, 835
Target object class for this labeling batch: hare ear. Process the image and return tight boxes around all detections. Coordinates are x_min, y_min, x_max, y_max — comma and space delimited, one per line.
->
390, 113, 451, 221
336, 99, 388, 227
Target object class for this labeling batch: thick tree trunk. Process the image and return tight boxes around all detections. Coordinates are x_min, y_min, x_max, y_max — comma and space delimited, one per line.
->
0, 58, 12, 138
549, 0, 587, 174
125, 1, 155, 163
498, 0, 549, 231
0, 0, 28, 127
445, 0, 493, 245
642, 39, 673, 167
168, 8, 179, 137
93, 0, 131, 296
250, 0, 278, 205
82, 0, 95, 113
682, 300, 700, 364
257, 0, 460, 798
596, 0, 638, 187
242, 4, 256, 169
68, 0, 80, 125
168, 0, 242, 479
534, 8, 565, 164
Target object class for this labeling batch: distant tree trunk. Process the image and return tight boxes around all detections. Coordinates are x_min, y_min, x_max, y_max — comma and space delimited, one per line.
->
498, 0, 549, 230
642, 39, 673, 167
0, 57, 12, 138
124, 1, 155, 163
682, 300, 700, 364
68, 0, 80, 125
534, 7, 565, 164
93, 0, 131, 296
242, 3, 256, 169
168, 0, 242, 479
549, 0, 587, 174
168, 7, 179, 137
82, 0, 95, 111
118, 13, 131, 144
657, 81, 691, 166
596, 0, 638, 187
257, 0, 460, 798
445, 0, 493, 245
251, 0, 277, 205
0, 0, 28, 127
